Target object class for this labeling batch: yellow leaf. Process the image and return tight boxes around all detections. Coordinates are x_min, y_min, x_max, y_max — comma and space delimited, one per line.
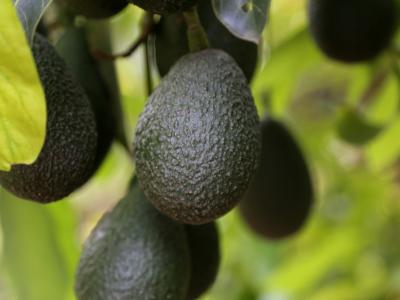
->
0, 0, 46, 171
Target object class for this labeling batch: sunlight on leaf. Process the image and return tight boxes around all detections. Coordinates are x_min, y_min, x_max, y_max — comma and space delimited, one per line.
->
212, 0, 270, 43
13, 0, 53, 44
0, 0, 46, 171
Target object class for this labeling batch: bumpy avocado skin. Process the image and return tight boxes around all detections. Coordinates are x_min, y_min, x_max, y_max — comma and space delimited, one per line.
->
155, 0, 258, 81
56, 26, 116, 171
239, 119, 313, 239
308, 0, 397, 62
75, 180, 191, 300
134, 49, 261, 224
186, 222, 220, 300
60, 0, 127, 19
129, 0, 198, 15
0, 35, 97, 203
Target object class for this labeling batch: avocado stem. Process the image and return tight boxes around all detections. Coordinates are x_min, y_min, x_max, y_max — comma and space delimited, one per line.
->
183, 7, 209, 52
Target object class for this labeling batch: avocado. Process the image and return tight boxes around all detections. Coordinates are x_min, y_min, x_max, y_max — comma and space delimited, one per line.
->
186, 222, 220, 300
155, 0, 258, 81
129, 0, 198, 15
0, 34, 97, 203
308, 0, 397, 62
56, 26, 116, 170
75, 179, 191, 300
134, 49, 261, 224
239, 118, 313, 239
59, 0, 128, 19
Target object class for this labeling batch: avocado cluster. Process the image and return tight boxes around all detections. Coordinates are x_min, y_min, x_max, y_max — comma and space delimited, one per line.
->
308, 0, 397, 62
75, 180, 221, 300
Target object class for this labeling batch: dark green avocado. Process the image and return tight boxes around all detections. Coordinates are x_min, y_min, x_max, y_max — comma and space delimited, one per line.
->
239, 118, 313, 239
155, 0, 258, 81
56, 26, 116, 171
129, 0, 198, 15
308, 0, 397, 62
186, 222, 220, 300
134, 49, 261, 224
59, 0, 128, 19
75, 179, 191, 300
0, 34, 97, 203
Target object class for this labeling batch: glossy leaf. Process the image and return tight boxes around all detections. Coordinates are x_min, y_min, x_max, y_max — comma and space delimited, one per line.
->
14, 0, 52, 44
0, 0, 46, 171
212, 0, 270, 43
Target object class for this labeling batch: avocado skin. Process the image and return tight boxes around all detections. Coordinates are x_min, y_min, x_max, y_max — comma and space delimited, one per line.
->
308, 0, 397, 62
239, 118, 313, 239
56, 26, 115, 171
186, 222, 220, 300
0, 35, 97, 203
60, 0, 127, 19
129, 0, 198, 15
75, 180, 191, 300
155, 0, 258, 81
134, 49, 260, 224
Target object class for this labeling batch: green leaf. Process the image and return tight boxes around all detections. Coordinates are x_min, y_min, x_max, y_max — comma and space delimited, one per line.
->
14, 0, 52, 44
0, 0, 46, 171
0, 189, 79, 300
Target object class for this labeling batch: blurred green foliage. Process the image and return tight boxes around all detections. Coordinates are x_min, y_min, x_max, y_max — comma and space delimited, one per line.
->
2, 0, 400, 299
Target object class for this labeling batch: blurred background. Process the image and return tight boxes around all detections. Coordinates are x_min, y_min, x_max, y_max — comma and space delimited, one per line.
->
2, 0, 400, 299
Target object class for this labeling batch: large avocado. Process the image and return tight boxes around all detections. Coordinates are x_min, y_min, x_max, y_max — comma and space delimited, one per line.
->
308, 0, 397, 62
129, 0, 198, 15
75, 179, 191, 300
0, 34, 97, 203
56, 26, 116, 171
59, 0, 127, 19
155, 0, 258, 81
186, 222, 220, 299
239, 118, 313, 239
134, 49, 261, 224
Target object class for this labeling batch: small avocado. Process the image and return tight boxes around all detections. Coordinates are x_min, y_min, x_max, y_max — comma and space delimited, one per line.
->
308, 0, 397, 62
155, 0, 258, 81
59, 0, 128, 19
239, 118, 313, 239
0, 34, 97, 203
56, 26, 116, 170
134, 49, 261, 224
75, 179, 191, 300
186, 222, 220, 300
129, 0, 198, 15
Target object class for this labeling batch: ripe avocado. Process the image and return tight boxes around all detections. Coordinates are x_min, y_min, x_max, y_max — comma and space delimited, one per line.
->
0, 34, 97, 203
134, 49, 261, 224
155, 0, 258, 81
129, 0, 198, 15
59, 0, 128, 19
239, 118, 313, 239
186, 222, 220, 300
308, 0, 397, 62
56, 26, 116, 170
75, 179, 191, 300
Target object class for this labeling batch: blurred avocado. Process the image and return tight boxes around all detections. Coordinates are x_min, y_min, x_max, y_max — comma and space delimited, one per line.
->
0, 34, 97, 203
134, 49, 261, 224
155, 0, 258, 81
308, 0, 397, 62
129, 0, 198, 15
56, 26, 116, 171
239, 118, 313, 239
59, 0, 128, 19
75, 179, 191, 300
186, 222, 220, 299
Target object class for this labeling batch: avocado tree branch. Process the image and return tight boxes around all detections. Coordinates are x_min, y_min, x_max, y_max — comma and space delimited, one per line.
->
183, 7, 209, 52
92, 13, 155, 60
